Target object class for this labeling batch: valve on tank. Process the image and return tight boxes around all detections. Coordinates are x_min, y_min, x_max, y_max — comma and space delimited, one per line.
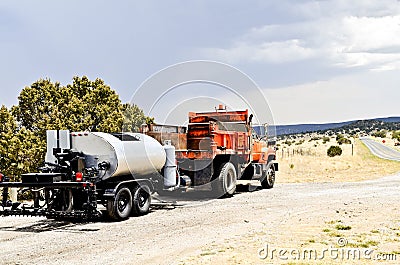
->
98, 161, 110, 170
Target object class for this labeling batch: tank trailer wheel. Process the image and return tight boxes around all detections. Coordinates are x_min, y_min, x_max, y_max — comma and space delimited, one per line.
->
212, 162, 237, 198
261, 166, 275, 189
131, 184, 151, 216
107, 187, 133, 221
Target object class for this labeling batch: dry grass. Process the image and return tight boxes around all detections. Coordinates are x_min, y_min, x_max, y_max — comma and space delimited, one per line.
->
176, 134, 400, 265
277, 137, 400, 183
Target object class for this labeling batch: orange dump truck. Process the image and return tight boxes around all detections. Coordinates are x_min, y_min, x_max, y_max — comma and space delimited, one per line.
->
143, 105, 278, 197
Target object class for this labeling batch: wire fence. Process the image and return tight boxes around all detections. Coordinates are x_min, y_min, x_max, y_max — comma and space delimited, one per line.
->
278, 148, 317, 158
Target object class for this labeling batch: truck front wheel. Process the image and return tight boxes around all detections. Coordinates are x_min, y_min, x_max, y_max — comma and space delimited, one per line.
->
261, 166, 275, 189
107, 187, 132, 220
212, 162, 237, 198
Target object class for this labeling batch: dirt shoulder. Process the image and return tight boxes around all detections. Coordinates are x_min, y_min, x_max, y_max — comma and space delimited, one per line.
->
0, 174, 399, 265
277, 137, 400, 183
1, 135, 400, 265
177, 175, 400, 265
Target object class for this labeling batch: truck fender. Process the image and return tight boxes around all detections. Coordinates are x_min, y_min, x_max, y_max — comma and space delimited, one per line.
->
103, 179, 154, 198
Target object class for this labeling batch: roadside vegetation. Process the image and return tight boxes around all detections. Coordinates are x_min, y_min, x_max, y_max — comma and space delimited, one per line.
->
327, 146, 342, 157
0, 76, 149, 181
277, 131, 400, 183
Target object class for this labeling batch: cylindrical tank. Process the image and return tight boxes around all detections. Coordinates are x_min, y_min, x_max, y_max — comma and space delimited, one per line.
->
163, 140, 176, 187
71, 132, 166, 180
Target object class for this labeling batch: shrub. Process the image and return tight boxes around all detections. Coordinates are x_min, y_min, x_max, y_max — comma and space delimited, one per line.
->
335, 224, 351, 230
336, 134, 351, 145
327, 146, 342, 157
392, 131, 400, 141
372, 130, 387, 138
337, 137, 351, 145
284, 140, 292, 146
336, 134, 344, 141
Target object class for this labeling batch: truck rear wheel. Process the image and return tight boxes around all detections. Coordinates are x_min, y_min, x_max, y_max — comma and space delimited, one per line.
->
261, 166, 275, 189
212, 162, 237, 198
131, 184, 151, 216
107, 187, 132, 221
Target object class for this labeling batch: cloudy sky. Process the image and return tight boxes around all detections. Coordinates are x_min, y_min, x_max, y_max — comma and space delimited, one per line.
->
1, 0, 399, 125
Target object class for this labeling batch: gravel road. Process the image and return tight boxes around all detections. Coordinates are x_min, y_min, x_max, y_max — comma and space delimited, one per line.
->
0, 172, 399, 265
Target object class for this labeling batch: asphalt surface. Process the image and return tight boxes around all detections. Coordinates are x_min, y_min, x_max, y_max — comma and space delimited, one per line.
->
360, 137, 400, 161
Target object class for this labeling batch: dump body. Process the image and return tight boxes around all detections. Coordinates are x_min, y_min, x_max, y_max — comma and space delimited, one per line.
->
142, 124, 187, 150
178, 109, 249, 186
143, 108, 277, 187
179, 109, 250, 160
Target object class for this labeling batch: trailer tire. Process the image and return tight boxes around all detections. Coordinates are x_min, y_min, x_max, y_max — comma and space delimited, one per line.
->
47, 189, 73, 213
212, 162, 237, 198
107, 187, 132, 220
131, 184, 151, 216
261, 166, 275, 189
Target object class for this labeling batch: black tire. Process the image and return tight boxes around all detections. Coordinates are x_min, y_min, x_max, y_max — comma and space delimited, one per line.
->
107, 187, 132, 221
212, 162, 237, 198
131, 184, 151, 216
49, 189, 73, 212
261, 166, 275, 189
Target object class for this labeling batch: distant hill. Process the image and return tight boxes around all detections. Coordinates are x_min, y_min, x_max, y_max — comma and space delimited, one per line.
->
333, 118, 400, 134
274, 122, 352, 136
274, 117, 400, 136
376, 117, 400, 123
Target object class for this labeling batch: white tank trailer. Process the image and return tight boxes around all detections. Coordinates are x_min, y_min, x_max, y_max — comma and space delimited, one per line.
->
46, 130, 177, 187
0, 130, 186, 221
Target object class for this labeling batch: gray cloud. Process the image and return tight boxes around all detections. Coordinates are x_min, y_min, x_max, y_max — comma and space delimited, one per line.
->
0, 0, 399, 123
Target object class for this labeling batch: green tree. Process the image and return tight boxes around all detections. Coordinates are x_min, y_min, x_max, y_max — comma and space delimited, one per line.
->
122, 103, 155, 132
14, 128, 45, 180
122, 103, 146, 132
145, 116, 155, 126
0, 106, 44, 181
0, 105, 19, 178
13, 76, 124, 136
65, 76, 123, 132
2, 76, 149, 181
12, 79, 60, 135
8, 76, 127, 180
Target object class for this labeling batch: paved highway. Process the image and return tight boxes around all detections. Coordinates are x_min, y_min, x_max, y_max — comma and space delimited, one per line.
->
360, 137, 400, 161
